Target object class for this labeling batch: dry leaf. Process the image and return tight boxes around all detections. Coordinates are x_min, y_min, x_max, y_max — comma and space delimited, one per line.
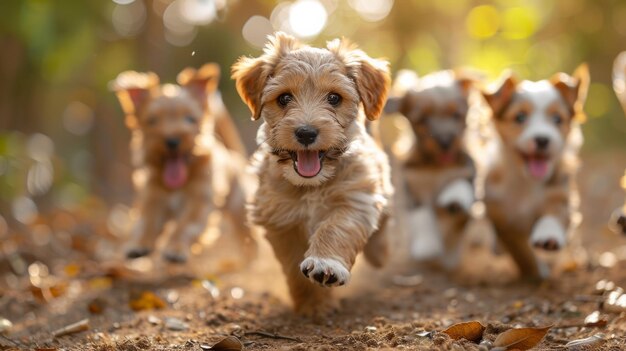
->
565, 333, 606, 350
129, 291, 166, 311
88, 297, 106, 314
200, 336, 243, 351
442, 320, 485, 342
493, 325, 551, 350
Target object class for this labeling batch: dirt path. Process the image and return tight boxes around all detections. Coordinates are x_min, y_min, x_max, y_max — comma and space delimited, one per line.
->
1, 152, 626, 350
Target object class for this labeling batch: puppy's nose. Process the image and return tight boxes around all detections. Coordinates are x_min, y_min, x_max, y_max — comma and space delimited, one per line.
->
436, 135, 454, 151
165, 137, 181, 150
294, 126, 318, 146
534, 136, 550, 150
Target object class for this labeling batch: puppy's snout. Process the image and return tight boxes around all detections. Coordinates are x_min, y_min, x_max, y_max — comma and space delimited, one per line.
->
165, 137, 181, 150
534, 136, 550, 150
294, 126, 318, 146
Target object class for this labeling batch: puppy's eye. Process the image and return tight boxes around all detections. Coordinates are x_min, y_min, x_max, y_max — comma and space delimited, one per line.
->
185, 115, 197, 124
452, 111, 463, 120
552, 114, 562, 125
277, 93, 293, 107
514, 112, 527, 124
147, 116, 158, 126
327, 93, 342, 106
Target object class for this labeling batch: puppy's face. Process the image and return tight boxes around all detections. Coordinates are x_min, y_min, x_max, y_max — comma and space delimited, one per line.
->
483, 65, 589, 182
232, 32, 390, 186
386, 71, 472, 165
112, 64, 220, 189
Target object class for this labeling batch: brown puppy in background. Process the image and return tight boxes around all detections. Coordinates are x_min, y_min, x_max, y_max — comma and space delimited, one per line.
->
232, 32, 393, 316
611, 52, 626, 235
112, 63, 255, 263
385, 70, 475, 269
482, 65, 589, 279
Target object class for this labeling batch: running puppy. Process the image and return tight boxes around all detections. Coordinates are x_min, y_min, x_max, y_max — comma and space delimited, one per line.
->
611, 52, 626, 235
481, 64, 589, 279
385, 70, 476, 269
232, 32, 393, 316
112, 63, 255, 263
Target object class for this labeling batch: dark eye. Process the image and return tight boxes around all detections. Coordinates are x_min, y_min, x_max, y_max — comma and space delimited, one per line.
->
185, 115, 197, 124
327, 93, 342, 106
277, 93, 293, 107
452, 111, 463, 120
514, 112, 527, 124
147, 116, 158, 126
552, 114, 562, 125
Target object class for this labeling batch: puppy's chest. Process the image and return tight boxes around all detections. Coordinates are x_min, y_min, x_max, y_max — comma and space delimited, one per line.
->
255, 186, 331, 232
404, 166, 472, 206
485, 171, 548, 220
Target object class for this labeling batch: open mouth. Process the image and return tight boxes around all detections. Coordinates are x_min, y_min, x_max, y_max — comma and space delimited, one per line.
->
162, 153, 189, 189
290, 150, 326, 178
520, 152, 551, 180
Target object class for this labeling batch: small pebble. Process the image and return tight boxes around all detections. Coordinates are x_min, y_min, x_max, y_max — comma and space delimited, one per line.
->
164, 317, 188, 331
365, 326, 377, 332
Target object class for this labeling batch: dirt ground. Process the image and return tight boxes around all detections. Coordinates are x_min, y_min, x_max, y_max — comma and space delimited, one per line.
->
1, 151, 626, 351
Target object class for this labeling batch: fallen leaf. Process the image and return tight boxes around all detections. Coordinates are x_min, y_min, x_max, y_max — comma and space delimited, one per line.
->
442, 320, 485, 342
200, 336, 243, 351
565, 334, 606, 350
129, 291, 166, 311
88, 297, 106, 314
52, 319, 90, 337
493, 325, 551, 350
583, 311, 607, 327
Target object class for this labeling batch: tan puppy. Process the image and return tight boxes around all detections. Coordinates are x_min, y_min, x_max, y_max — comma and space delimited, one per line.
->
611, 52, 626, 235
231, 33, 393, 316
385, 70, 476, 269
481, 65, 589, 279
112, 63, 255, 263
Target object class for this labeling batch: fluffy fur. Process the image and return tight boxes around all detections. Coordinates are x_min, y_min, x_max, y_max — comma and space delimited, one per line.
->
231, 32, 393, 317
111, 63, 256, 263
611, 52, 626, 235
481, 64, 589, 279
385, 70, 476, 269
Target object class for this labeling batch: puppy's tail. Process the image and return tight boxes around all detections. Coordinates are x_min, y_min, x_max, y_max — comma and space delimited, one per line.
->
210, 91, 248, 157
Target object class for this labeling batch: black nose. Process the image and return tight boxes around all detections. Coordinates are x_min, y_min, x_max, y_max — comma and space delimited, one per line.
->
535, 136, 550, 150
165, 138, 180, 150
436, 135, 454, 150
294, 126, 318, 146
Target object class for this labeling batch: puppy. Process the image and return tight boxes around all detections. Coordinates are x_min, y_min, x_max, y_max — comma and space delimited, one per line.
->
385, 70, 476, 269
112, 63, 255, 263
231, 33, 393, 316
611, 52, 626, 235
481, 64, 589, 279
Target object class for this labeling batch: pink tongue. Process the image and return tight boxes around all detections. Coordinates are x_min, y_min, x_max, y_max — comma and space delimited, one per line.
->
163, 156, 188, 189
296, 150, 321, 177
528, 157, 549, 179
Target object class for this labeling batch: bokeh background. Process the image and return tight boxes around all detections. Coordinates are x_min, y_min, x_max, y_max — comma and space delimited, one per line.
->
1, 0, 626, 242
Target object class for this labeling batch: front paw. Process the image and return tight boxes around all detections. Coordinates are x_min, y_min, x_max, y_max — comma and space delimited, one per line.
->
609, 207, 626, 235
300, 257, 350, 287
530, 216, 566, 251
162, 249, 188, 264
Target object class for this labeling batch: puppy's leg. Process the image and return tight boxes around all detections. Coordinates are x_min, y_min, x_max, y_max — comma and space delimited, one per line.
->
434, 179, 474, 269
497, 226, 547, 280
610, 205, 626, 235
532, 188, 570, 251
436, 179, 474, 214
163, 194, 213, 263
363, 213, 390, 268
127, 192, 167, 259
266, 228, 336, 317
408, 207, 444, 261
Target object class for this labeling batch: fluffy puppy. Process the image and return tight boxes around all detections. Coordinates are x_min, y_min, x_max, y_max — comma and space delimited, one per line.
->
385, 70, 476, 269
231, 33, 393, 316
481, 65, 589, 279
611, 52, 626, 235
112, 63, 255, 263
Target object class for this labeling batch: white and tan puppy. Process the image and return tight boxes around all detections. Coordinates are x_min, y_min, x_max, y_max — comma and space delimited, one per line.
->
481, 64, 589, 279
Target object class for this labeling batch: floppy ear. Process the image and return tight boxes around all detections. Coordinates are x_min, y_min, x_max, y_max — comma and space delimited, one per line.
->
613, 52, 626, 113
177, 63, 220, 108
482, 71, 517, 117
110, 71, 159, 128
550, 63, 590, 121
231, 32, 302, 120
328, 38, 391, 121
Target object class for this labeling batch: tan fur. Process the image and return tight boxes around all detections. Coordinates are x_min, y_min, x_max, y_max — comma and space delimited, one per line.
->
481, 65, 589, 279
385, 70, 476, 268
232, 32, 393, 317
112, 63, 256, 263
612, 52, 626, 235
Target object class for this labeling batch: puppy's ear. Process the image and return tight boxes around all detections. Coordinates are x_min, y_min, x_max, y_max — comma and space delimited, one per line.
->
613, 52, 626, 112
177, 63, 220, 108
385, 70, 419, 115
110, 71, 159, 128
550, 63, 590, 121
232, 32, 302, 120
454, 68, 483, 97
482, 71, 517, 117
328, 38, 391, 121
